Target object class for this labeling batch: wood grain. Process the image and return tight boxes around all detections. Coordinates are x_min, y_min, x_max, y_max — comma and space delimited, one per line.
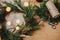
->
23, 22, 60, 40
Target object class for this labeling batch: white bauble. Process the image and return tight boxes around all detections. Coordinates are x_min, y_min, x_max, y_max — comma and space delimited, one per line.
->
23, 2, 29, 7
21, 0, 29, 6
21, 0, 41, 7
5, 12, 25, 32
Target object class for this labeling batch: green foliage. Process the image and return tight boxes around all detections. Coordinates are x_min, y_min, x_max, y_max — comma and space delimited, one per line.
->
55, 2, 60, 12
0, 4, 2, 6
4, 2, 20, 12
23, 5, 35, 19
36, 0, 48, 21
30, 25, 40, 31
7, 31, 22, 40
3, 0, 23, 12
13, 0, 24, 10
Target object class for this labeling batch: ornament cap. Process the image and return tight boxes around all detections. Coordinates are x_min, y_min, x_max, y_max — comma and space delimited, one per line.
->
24, 2, 29, 7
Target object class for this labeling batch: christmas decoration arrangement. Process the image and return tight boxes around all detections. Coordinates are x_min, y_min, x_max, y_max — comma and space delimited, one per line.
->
0, 0, 60, 40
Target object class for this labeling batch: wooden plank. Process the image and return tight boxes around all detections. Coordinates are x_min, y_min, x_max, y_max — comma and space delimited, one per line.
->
23, 22, 60, 40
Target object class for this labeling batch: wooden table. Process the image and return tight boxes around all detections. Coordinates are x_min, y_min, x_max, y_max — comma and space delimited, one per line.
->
23, 22, 60, 40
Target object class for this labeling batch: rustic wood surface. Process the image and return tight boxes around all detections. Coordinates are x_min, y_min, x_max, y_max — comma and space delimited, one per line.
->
23, 22, 60, 40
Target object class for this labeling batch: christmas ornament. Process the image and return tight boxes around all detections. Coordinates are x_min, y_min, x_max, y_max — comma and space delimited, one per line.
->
5, 12, 25, 32
6, 7, 11, 12
46, 1, 60, 18
21, 0, 29, 6
21, 0, 41, 7
23, 2, 29, 7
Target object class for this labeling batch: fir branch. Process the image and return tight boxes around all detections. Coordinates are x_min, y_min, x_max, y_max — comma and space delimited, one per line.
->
3, 1, 23, 12
24, 5, 35, 20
